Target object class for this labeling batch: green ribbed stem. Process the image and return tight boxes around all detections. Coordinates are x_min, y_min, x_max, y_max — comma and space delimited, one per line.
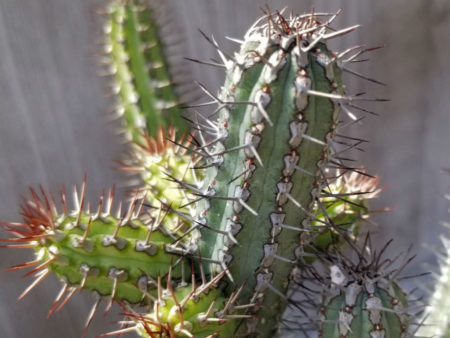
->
193, 14, 345, 336
106, 0, 186, 144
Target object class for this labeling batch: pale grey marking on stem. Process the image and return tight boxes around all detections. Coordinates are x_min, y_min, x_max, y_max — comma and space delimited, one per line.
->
231, 64, 244, 84
223, 219, 242, 247
330, 265, 347, 286
276, 181, 293, 206
262, 243, 278, 268
293, 45, 309, 68
79, 264, 90, 277
366, 296, 383, 324
135, 240, 158, 256
283, 151, 300, 177
108, 268, 128, 283
316, 52, 335, 81
207, 153, 224, 167
71, 236, 94, 252
253, 272, 273, 295
243, 160, 257, 180
288, 121, 308, 147
53, 229, 66, 241
261, 50, 287, 84
235, 50, 260, 69
251, 89, 272, 125
365, 278, 377, 294
137, 275, 149, 292
233, 185, 250, 214
338, 310, 354, 336
294, 75, 312, 111
370, 331, 386, 338
251, 122, 265, 135
345, 282, 363, 306
218, 249, 233, 267
270, 212, 286, 237
102, 235, 127, 250
243, 132, 262, 158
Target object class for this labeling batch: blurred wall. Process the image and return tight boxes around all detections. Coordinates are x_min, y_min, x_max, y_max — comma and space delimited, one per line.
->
0, 0, 449, 336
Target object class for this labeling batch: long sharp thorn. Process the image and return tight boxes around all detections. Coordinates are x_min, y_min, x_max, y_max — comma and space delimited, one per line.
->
293, 165, 314, 177
301, 133, 326, 146
340, 103, 358, 121
184, 57, 226, 68
56, 287, 77, 312
249, 145, 263, 167
198, 29, 233, 66
227, 168, 252, 185
335, 133, 368, 143
48, 284, 68, 318
18, 269, 50, 300
0, 243, 35, 249
307, 89, 388, 102
195, 81, 223, 103
203, 297, 217, 321
278, 223, 308, 232
256, 99, 273, 126
182, 100, 217, 109
238, 198, 258, 216
212, 142, 251, 156
4, 259, 41, 272
225, 36, 244, 44
322, 25, 360, 40
98, 327, 137, 337
342, 67, 386, 86
339, 116, 366, 129
165, 137, 208, 158
82, 297, 101, 338
336, 45, 365, 60
179, 196, 203, 210
344, 45, 384, 63
199, 256, 206, 286
346, 103, 379, 116
23, 258, 55, 277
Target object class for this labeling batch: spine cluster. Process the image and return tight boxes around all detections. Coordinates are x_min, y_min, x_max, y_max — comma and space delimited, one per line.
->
314, 244, 411, 338
118, 274, 240, 337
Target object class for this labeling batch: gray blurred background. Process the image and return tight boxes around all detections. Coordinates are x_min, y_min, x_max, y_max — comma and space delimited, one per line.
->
0, 0, 449, 337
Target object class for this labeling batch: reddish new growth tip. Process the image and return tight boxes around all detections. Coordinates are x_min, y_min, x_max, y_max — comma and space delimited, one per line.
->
0, 179, 89, 300
1, 189, 59, 244
139, 126, 191, 156
118, 125, 195, 175
1, 178, 87, 243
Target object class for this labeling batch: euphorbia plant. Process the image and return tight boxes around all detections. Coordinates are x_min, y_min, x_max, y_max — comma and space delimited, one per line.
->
1, 1, 424, 337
